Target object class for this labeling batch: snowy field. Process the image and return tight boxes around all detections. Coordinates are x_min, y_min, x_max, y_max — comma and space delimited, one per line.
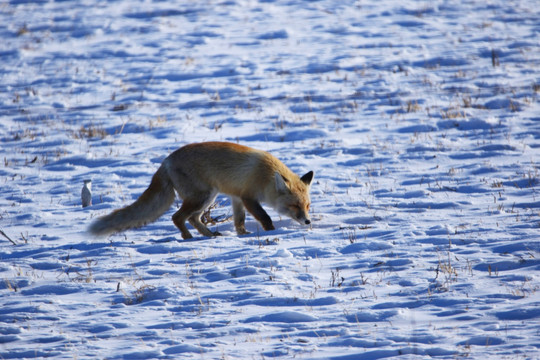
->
1, 0, 539, 358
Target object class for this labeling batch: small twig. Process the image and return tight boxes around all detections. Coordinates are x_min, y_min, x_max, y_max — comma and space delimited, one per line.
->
0, 229, 17, 246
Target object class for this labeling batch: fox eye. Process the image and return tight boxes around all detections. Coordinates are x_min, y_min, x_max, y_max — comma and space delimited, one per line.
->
290, 205, 300, 212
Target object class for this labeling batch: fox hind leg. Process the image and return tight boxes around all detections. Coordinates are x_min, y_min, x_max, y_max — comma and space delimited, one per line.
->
172, 191, 218, 239
188, 211, 221, 237
172, 202, 196, 239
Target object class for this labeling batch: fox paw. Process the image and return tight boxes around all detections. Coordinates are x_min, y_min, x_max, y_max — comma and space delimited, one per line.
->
236, 227, 251, 236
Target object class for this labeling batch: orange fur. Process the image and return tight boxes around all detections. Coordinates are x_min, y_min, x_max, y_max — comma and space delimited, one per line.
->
88, 142, 313, 239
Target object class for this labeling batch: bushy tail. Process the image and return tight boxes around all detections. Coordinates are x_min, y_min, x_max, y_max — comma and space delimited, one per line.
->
88, 165, 175, 236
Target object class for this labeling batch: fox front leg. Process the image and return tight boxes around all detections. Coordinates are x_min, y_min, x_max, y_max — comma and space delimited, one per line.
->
242, 198, 275, 231
232, 197, 250, 235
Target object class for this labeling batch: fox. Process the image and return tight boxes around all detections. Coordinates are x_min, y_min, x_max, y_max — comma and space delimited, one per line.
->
88, 141, 314, 240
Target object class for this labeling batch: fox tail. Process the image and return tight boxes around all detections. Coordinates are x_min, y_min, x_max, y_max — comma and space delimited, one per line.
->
88, 165, 175, 236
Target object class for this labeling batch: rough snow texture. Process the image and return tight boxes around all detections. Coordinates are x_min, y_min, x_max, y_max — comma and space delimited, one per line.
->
1, 0, 539, 359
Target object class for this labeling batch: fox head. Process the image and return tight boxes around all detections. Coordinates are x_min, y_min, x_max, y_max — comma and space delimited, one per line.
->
273, 171, 313, 226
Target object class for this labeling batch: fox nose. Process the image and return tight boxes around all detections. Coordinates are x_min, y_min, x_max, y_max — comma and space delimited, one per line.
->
305, 219, 311, 225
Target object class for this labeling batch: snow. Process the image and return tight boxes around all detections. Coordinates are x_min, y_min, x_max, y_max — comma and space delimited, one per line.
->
1, 0, 539, 358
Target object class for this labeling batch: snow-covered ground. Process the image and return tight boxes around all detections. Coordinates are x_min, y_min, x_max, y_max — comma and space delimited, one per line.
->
1, 0, 539, 358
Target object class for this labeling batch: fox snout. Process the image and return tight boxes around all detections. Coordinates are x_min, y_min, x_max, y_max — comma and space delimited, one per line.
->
296, 213, 311, 226
288, 202, 312, 227
283, 206, 311, 226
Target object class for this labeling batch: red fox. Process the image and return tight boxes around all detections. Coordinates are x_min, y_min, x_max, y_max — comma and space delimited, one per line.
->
88, 141, 313, 239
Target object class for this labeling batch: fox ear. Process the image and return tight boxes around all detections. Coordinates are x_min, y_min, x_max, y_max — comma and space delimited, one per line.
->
300, 171, 314, 186
275, 172, 289, 193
